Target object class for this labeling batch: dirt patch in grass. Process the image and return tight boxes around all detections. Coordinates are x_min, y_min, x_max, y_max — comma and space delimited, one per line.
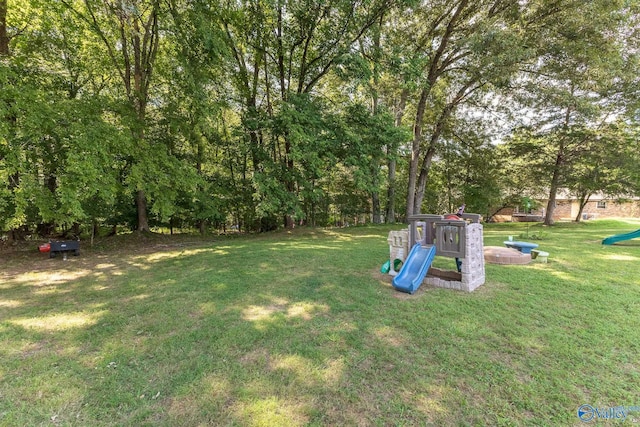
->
0, 233, 217, 279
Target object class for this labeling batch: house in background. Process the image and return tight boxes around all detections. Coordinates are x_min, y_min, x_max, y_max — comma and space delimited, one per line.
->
553, 193, 640, 221
492, 192, 640, 222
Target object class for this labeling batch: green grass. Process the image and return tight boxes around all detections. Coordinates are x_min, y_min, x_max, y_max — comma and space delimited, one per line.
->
2, 219, 640, 426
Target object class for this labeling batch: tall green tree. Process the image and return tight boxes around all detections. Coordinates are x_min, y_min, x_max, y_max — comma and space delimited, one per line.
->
3, 0, 639, 237
378, 0, 534, 219
509, 0, 634, 225
1, 0, 122, 236
218, 0, 397, 228
565, 123, 640, 221
342, 103, 407, 223
61, 0, 162, 231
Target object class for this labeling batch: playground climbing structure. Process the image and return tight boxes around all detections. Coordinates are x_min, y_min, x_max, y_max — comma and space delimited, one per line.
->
387, 214, 485, 293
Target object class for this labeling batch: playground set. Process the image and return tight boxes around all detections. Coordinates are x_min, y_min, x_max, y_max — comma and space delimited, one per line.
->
383, 209, 485, 294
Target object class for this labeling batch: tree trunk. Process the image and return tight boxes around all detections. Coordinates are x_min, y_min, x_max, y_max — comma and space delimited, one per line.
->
413, 111, 449, 212
405, 0, 467, 218
370, 15, 382, 225
574, 192, 591, 222
372, 189, 381, 224
414, 80, 479, 213
386, 159, 396, 222
546, 102, 573, 226
406, 88, 429, 219
136, 190, 150, 231
284, 140, 296, 229
91, 220, 98, 246
386, 89, 408, 223
544, 152, 563, 225
414, 145, 436, 213
0, 0, 8, 55
284, 214, 295, 229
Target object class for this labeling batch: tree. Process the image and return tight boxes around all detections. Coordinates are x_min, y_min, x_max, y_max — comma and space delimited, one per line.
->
61, 0, 162, 231
2, 0, 639, 237
218, 0, 397, 228
565, 123, 640, 221
342, 103, 407, 223
508, 0, 634, 225
1, 0, 126, 236
378, 0, 536, 219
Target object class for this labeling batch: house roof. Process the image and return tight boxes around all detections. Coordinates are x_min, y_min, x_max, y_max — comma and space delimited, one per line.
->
553, 189, 640, 201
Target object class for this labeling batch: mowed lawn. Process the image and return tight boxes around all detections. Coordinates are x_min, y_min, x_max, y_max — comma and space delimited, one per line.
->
1, 219, 640, 426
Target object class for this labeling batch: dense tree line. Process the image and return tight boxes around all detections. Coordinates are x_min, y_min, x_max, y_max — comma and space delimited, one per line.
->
1, 0, 638, 238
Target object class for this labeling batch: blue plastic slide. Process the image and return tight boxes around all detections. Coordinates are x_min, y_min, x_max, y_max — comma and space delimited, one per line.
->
392, 244, 437, 294
602, 228, 640, 245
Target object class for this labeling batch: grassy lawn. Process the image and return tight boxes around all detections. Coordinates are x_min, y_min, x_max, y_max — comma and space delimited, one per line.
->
2, 219, 640, 426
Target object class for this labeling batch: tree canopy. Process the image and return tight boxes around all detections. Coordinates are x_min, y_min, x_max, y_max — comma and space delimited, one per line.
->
1, 0, 638, 237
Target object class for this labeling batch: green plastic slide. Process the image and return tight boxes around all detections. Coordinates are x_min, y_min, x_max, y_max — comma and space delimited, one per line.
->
602, 229, 640, 245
